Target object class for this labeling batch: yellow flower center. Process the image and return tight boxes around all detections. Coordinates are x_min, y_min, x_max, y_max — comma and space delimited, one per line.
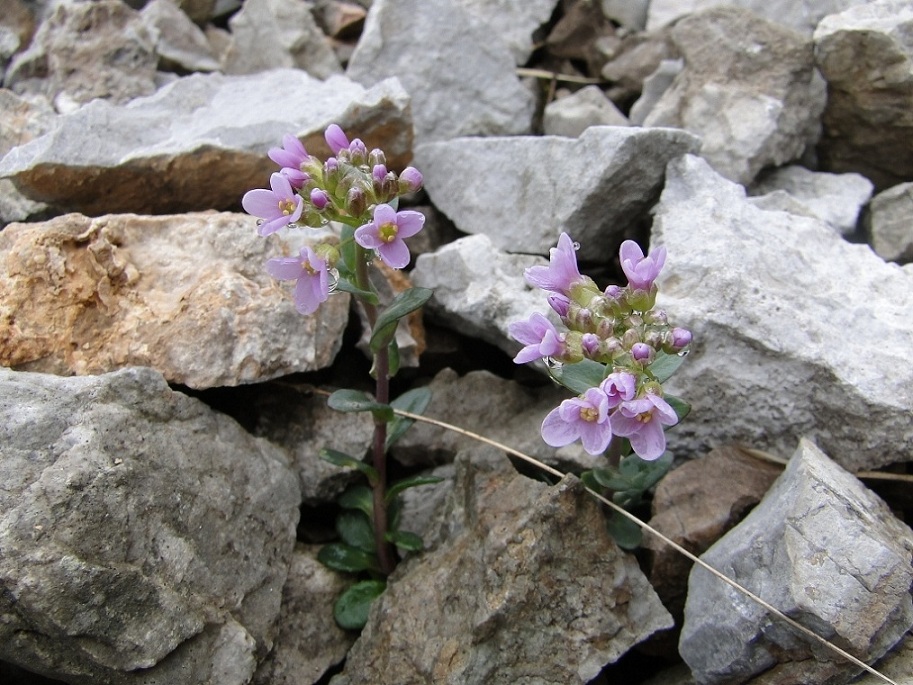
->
378, 221, 399, 243
579, 406, 599, 423
301, 258, 318, 276
279, 198, 297, 216
635, 411, 653, 424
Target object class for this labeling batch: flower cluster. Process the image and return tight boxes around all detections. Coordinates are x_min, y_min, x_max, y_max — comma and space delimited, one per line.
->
242, 125, 426, 314
510, 233, 691, 461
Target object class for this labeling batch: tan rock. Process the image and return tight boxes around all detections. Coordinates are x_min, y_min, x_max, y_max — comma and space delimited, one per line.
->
0, 212, 350, 388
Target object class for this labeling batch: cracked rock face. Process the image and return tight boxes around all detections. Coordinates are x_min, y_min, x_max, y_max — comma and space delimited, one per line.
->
0, 366, 301, 684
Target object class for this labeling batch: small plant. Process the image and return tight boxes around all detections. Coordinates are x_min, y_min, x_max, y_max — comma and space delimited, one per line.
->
509, 233, 691, 548
243, 125, 440, 629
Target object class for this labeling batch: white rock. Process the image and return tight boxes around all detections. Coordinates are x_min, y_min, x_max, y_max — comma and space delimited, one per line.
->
141, 0, 221, 72
866, 182, 913, 263
628, 58, 683, 126
458, 0, 558, 65
543, 85, 630, 137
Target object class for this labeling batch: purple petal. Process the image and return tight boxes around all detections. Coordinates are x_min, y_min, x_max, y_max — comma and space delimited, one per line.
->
265, 257, 304, 281
540, 407, 580, 447
354, 224, 383, 249
619, 240, 645, 266
394, 210, 425, 238
377, 239, 411, 269
627, 420, 666, 461
513, 344, 546, 364
373, 203, 397, 226
578, 421, 614, 456
610, 412, 641, 438
242, 188, 280, 219
269, 172, 294, 199
293, 275, 321, 315
324, 124, 349, 154
258, 215, 291, 236
647, 394, 679, 426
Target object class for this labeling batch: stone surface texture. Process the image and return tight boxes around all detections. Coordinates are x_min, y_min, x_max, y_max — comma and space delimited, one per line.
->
866, 181, 913, 263
644, 7, 826, 185
330, 456, 674, 685
680, 439, 913, 684
0, 89, 55, 225
543, 85, 630, 136
413, 127, 700, 261
140, 0, 221, 73
459, 0, 558, 65
652, 155, 913, 472
0, 70, 413, 215
0, 366, 301, 684
814, 0, 913, 191
0, 212, 350, 389
347, 0, 536, 143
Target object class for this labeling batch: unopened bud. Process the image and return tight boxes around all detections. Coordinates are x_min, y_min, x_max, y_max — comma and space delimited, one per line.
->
627, 284, 658, 312
346, 186, 367, 217
348, 138, 367, 165
399, 166, 424, 193
368, 148, 386, 168
310, 188, 330, 210
581, 333, 600, 358
372, 164, 388, 184
631, 342, 654, 364
671, 327, 692, 350
622, 328, 640, 349
645, 308, 668, 325
548, 294, 570, 318
596, 317, 616, 339
314, 242, 340, 268
644, 329, 664, 348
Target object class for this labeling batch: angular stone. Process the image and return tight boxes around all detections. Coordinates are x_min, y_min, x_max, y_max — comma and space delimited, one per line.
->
546, 0, 617, 74
0, 212, 350, 389
4, 0, 159, 112
652, 155, 913, 472
413, 127, 700, 261
0, 89, 54, 225
815, 0, 913, 190
628, 58, 683, 125
680, 439, 913, 684
600, 0, 650, 31
543, 85, 630, 137
0, 366, 301, 683
600, 28, 678, 107
645, 7, 826, 185
0, 70, 413, 215
459, 0, 558, 66
140, 0, 221, 72
251, 545, 355, 685
866, 181, 913, 263
748, 165, 873, 236
331, 456, 673, 685
347, 0, 536, 143
174, 0, 218, 24
223, 0, 342, 79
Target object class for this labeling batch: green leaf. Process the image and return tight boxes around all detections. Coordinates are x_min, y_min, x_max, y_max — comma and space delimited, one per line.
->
339, 485, 374, 519
665, 395, 691, 423
385, 476, 445, 505
385, 387, 433, 451
580, 470, 603, 492
334, 277, 379, 305
618, 451, 673, 491
589, 466, 632, 492
327, 389, 393, 422
548, 358, 606, 394
647, 350, 687, 383
339, 225, 357, 275
337, 510, 376, 553
369, 287, 433, 353
387, 337, 401, 379
385, 529, 424, 552
334, 580, 386, 630
319, 448, 379, 485
317, 543, 379, 573
607, 512, 643, 550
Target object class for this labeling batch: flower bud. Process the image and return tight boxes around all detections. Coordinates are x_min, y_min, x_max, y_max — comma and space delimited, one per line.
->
548, 294, 570, 318
325, 124, 349, 155
604, 284, 623, 301
346, 186, 367, 218
581, 333, 600, 358
348, 138, 367, 165
631, 342, 654, 364
644, 308, 668, 325
622, 328, 640, 349
323, 157, 340, 194
314, 242, 340, 268
627, 284, 658, 312
310, 188, 330, 210
568, 306, 593, 333
596, 317, 616, 339
644, 329, 664, 348
399, 166, 423, 193
601, 337, 624, 359
671, 327, 692, 350
372, 164, 388, 184
368, 148, 386, 168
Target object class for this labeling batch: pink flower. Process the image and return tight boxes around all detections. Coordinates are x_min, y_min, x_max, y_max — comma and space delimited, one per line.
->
619, 240, 666, 291
541, 387, 614, 456
611, 393, 678, 461
269, 134, 308, 170
265, 246, 330, 315
525, 232, 583, 296
324, 124, 349, 155
600, 372, 637, 407
354, 203, 425, 269
508, 313, 566, 364
399, 166, 423, 193
242, 173, 304, 236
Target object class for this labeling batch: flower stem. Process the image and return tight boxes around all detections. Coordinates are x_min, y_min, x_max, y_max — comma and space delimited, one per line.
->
354, 246, 396, 576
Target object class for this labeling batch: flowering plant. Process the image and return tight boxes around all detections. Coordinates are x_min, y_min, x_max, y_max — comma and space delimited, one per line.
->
510, 233, 691, 546
244, 125, 438, 628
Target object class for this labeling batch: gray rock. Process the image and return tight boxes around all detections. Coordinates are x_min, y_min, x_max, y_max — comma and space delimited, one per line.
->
347, 0, 536, 143
0, 366, 301, 684
331, 455, 674, 685
411, 234, 551, 357
543, 85, 630, 137
0, 212, 351, 389
644, 6, 826, 185
223, 0, 342, 79
413, 126, 700, 261
0, 89, 54, 225
251, 545, 356, 685
652, 155, 913, 472
749, 165, 874, 236
0, 70, 413, 214
3, 0, 159, 112
814, 0, 913, 191
851, 633, 913, 685
628, 58, 683, 126
646, 0, 874, 35
680, 439, 913, 684
866, 182, 913, 263
601, 0, 650, 31
458, 0, 559, 65
141, 0, 221, 72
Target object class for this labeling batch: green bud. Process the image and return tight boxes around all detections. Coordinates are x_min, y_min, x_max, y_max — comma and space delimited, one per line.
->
314, 242, 340, 268
627, 285, 658, 312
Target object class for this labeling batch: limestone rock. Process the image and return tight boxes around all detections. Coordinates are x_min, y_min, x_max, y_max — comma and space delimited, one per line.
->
600, 0, 650, 31
652, 155, 913, 472
4, 0, 159, 112
815, 0, 913, 190
0, 88, 54, 225
331, 456, 674, 685
748, 165, 874, 236
413, 126, 700, 261
680, 439, 913, 684
0, 366, 301, 684
347, 0, 536, 143
866, 182, 913, 263
629, 58, 683, 125
601, 28, 678, 107
251, 545, 356, 685
223, 0, 342, 79
459, 0, 558, 65
174, 0, 218, 24
0, 70, 413, 214
141, 0, 221, 73
644, 6, 826, 185
546, 0, 617, 74
0, 212, 351, 389
543, 85, 630, 137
